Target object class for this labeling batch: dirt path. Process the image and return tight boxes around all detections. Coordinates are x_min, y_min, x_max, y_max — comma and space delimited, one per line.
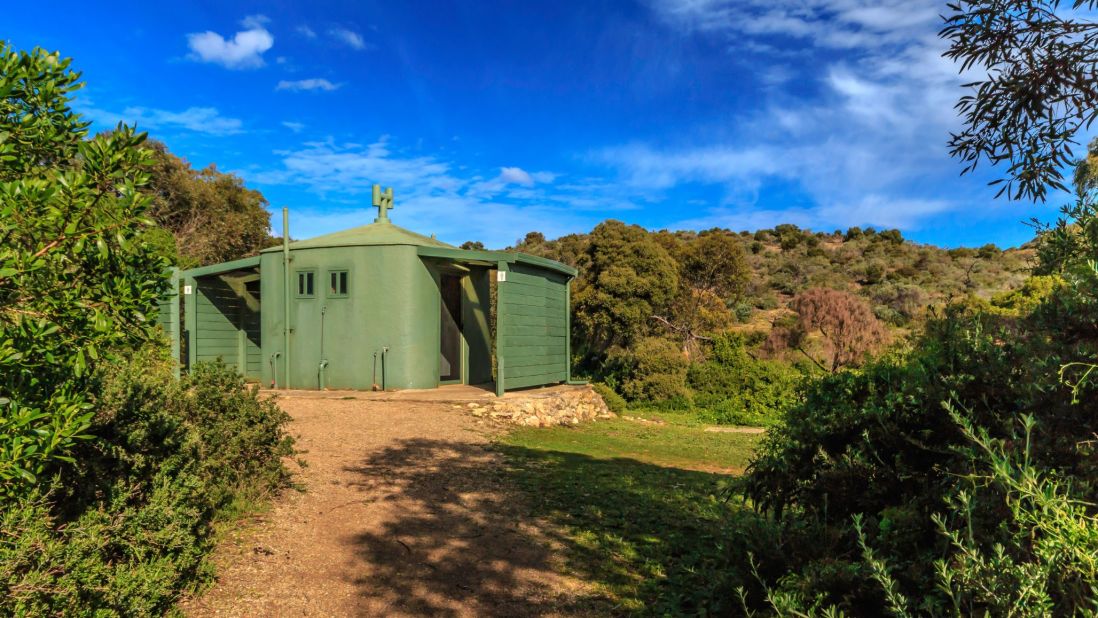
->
181, 392, 588, 617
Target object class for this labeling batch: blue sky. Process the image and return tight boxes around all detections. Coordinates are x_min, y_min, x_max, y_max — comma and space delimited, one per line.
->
5, 0, 1078, 248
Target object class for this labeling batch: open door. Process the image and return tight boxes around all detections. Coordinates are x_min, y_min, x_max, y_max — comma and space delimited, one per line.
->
439, 274, 463, 383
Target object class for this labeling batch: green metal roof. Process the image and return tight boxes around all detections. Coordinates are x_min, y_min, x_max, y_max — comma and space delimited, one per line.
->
260, 220, 455, 253
179, 255, 261, 278
417, 246, 577, 277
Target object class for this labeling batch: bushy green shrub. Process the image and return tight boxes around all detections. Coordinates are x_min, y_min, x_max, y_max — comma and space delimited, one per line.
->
688, 334, 805, 426
0, 350, 294, 616
591, 382, 626, 414
618, 337, 692, 406
0, 45, 169, 494
733, 302, 755, 323
741, 273, 1098, 613
988, 274, 1063, 315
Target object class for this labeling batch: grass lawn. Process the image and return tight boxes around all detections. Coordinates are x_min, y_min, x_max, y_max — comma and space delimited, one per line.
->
496, 416, 767, 615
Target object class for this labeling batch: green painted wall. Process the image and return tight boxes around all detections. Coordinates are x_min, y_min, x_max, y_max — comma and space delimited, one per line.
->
189, 275, 262, 380
260, 244, 493, 390
155, 270, 181, 376
170, 220, 570, 393
497, 262, 569, 390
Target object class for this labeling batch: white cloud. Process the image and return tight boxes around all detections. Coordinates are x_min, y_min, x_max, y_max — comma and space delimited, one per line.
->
499, 167, 534, 186
240, 138, 635, 246
186, 15, 274, 69
585, 0, 988, 232
297, 25, 317, 38
281, 121, 306, 133
328, 27, 367, 50
276, 78, 341, 92
81, 104, 243, 136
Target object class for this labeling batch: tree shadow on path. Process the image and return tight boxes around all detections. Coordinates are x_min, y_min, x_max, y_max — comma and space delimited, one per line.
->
342, 438, 585, 617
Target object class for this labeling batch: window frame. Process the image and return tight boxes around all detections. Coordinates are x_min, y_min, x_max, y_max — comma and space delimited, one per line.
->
294, 269, 317, 299
327, 269, 350, 298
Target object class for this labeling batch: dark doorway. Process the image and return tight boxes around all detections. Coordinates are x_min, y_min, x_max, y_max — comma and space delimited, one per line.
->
440, 274, 463, 383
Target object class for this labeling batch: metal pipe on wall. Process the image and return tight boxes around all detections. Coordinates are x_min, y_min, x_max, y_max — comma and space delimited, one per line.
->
282, 207, 292, 389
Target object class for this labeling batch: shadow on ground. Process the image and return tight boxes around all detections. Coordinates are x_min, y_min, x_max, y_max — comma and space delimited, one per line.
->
342, 438, 769, 616
342, 438, 581, 616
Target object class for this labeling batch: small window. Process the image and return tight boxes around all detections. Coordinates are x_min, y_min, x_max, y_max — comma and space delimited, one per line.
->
328, 270, 349, 297
295, 270, 315, 298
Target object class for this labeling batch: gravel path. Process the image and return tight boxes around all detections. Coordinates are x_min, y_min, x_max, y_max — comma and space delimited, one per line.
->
181, 392, 587, 617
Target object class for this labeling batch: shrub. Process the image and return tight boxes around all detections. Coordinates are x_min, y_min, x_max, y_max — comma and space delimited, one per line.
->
733, 302, 754, 323
0, 350, 294, 616
0, 45, 169, 495
618, 337, 692, 405
989, 275, 1063, 315
591, 382, 626, 414
742, 280, 1098, 613
688, 334, 805, 426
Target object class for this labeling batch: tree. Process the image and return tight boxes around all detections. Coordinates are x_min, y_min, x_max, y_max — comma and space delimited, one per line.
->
572, 220, 679, 355
942, 0, 1098, 201
142, 140, 273, 267
767, 288, 889, 372
460, 240, 485, 250
654, 231, 750, 359
0, 45, 168, 491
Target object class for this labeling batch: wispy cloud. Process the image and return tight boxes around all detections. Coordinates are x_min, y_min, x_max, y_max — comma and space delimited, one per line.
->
186, 14, 273, 69
296, 25, 317, 39
81, 104, 244, 136
281, 121, 306, 133
241, 137, 633, 246
276, 78, 341, 92
328, 27, 368, 50
591, 0, 979, 232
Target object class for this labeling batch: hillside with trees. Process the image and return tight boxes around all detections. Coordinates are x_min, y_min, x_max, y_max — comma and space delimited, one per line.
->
493, 219, 1032, 425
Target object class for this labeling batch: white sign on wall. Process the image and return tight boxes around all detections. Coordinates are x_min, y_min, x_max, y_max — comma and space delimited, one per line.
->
496, 271, 507, 282
183, 285, 193, 295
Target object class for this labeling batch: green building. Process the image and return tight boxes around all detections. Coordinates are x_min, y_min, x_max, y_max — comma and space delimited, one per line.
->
167, 185, 576, 395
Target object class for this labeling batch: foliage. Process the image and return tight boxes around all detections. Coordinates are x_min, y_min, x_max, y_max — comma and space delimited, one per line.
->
931, 411, 1098, 616
654, 231, 751, 359
0, 351, 294, 617
751, 411, 1098, 617
614, 337, 691, 406
767, 288, 889, 372
941, 0, 1098, 201
741, 252, 1098, 612
142, 140, 275, 267
0, 45, 168, 493
987, 275, 1064, 315
519, 214, 1026, 422
590, 382, 626, 414
571, 221, 679, 356
688, 334, 806, 426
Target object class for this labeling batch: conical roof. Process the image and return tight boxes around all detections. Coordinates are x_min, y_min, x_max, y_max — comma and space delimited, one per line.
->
261, 220, 455, 253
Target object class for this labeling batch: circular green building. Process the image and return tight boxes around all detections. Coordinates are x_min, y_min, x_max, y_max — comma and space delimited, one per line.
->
174, 186, 576, 394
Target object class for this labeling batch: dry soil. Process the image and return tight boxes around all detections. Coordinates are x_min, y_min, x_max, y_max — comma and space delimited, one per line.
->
180, 390, 588, 617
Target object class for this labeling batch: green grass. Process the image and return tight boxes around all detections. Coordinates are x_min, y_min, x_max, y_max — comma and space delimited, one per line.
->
496, 418, 767, 615
504, 417, 758, 473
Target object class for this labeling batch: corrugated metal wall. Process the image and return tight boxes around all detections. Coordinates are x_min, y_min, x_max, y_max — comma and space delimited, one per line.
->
192, 276, 262, 379
497, 262, 569, 390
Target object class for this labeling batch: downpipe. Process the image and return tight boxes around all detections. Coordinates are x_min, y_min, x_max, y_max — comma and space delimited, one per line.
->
382, 346, 390, 391
269, 352, 281, 389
